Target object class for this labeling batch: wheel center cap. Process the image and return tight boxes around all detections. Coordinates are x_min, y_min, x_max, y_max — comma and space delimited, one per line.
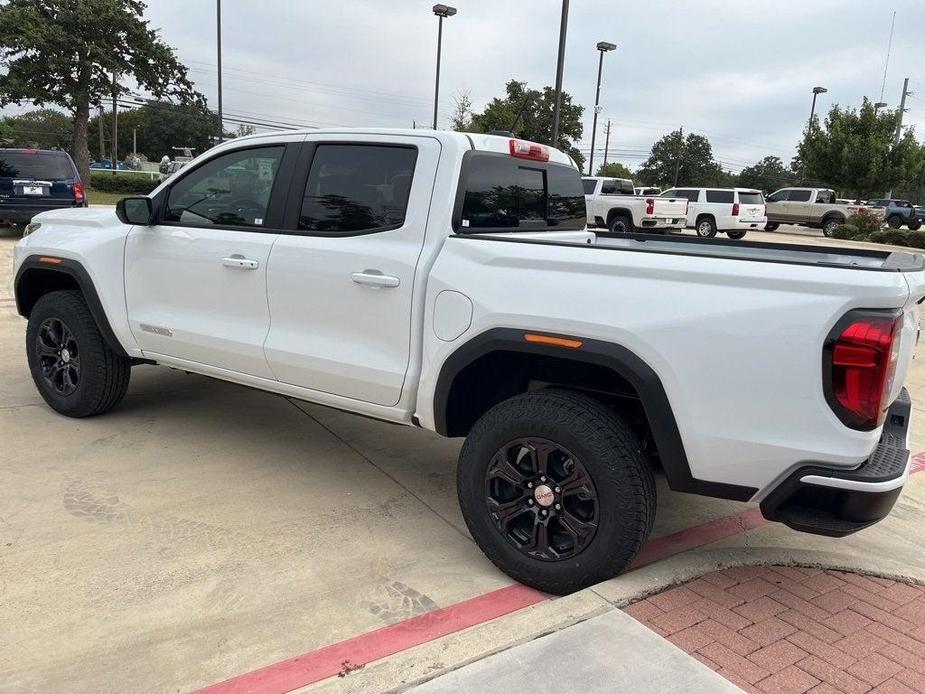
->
534, 484, 555, 507
61, 348, 71, 363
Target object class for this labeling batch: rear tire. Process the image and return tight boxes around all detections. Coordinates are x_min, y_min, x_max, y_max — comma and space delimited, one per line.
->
696, 217, 717, 238
764, 222, 779, 231
26, 290, 131, 418
608, 213, 634, 234
726, 230, 747, 240
822, 217, 842, 238
457, 389, 656, 595
887, 215, 903, 230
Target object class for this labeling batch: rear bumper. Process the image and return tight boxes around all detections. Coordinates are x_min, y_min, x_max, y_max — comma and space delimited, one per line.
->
728, 217, 767, 230
0, 202, 85, 223
759, 388, 912, 537
640, 216, 686, 229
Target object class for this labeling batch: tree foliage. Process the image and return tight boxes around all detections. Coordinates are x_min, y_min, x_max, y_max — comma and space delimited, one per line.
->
450, 90, 473, 132
0, 0, 202, 184
0, 109, 72, 149
798, 98, 925, 197
595, 162, 633, 179
88, 101, 221, 161
467, 80, 585, 168
736, 156, 795, 192
636, 130, 729, 187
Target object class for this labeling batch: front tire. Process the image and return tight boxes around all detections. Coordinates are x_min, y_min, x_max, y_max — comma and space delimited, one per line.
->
457, 390, 656, 595
696, 217, 717, 238
908, 220, 922, 231
26, 290, 131, 417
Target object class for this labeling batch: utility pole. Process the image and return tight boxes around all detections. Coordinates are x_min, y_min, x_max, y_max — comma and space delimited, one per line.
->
893, 77, 910, 146
216, 0, 224, 143
111, 72, 118, 174
550, 0, 569, 147
98, 105, 105, 160
603, 120, 611, 168
132, 127, 137, 157
672, 126, 683, 187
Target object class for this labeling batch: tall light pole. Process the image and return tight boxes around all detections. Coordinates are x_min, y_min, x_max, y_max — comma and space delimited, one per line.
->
432, 4, 457, 130
800, 86, 827, 184
587, 41, 616, 175
550, 0, 570, 148
216, 0, 224, 143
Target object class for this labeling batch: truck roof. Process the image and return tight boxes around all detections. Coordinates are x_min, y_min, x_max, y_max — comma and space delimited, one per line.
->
226, 128, 578, 169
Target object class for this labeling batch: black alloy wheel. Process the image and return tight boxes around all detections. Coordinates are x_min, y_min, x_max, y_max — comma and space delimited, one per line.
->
36, 317, 80, 396
485, 438, 598, 562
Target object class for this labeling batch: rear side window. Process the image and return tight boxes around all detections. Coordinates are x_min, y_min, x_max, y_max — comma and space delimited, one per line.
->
706, 190, 734, 203
600, 179, 634, 195
458, 153, 585, 232
675, 189, 701, 202
299, 144, 417, 234
582, 179, 597, 195
738, 192, 764, 205
0, 150, 75, 179
789, 190, 812, 202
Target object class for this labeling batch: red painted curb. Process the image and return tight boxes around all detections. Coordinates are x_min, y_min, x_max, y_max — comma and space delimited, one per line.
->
197, 453, 925, 693
194, 584, 545, 694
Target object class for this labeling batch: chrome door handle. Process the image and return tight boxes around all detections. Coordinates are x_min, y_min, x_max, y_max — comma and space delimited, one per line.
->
351, 270, 400, 288
222, 255, 259, 270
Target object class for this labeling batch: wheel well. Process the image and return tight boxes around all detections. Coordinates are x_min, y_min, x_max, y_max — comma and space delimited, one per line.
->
443, 349, 651, 453
822, 213, 844, 226
606, 208, 632, 224
15, 268, 80, 317
695, 213, 715, 225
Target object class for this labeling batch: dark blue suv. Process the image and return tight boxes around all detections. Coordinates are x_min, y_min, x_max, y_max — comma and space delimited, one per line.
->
0, 148, 86, 225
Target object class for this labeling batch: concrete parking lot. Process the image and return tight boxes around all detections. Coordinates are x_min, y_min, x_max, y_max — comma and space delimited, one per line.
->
2, 223, 924, 692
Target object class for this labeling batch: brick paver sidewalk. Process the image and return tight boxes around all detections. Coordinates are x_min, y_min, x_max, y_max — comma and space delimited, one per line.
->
624, 565, 925, 693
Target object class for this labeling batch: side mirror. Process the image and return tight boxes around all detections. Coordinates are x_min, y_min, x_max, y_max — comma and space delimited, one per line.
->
116, 196, 154, 225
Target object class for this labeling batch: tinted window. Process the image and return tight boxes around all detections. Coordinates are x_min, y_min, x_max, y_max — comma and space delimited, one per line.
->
299, 144, 417, 233
0, 150, 75, 179
738, 192, 764, 205
639, 187, 661, 196
767, 190, 789, 202
789, 190, 812, 202
601, 179, 634, 195
814, 190, 834, 204
165, 146, 283, 227
706, 190, 734, 203
675, 189, 701, 202
459, 154, 585, 232
660, 189, 677, 198
582, 178, 597, 195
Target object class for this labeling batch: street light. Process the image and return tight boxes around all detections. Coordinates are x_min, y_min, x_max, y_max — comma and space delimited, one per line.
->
588, 41, 616, 175
874, 101, 888, 110
432, 4, 457, 130
216, 0, 223, 143
550, 0, 570, 147
801, 86, 827, 184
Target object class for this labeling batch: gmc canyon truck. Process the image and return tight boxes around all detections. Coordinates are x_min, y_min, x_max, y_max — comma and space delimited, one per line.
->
765, 187, 885, 237
582, 176, 687, 233
13, 130, 923, 594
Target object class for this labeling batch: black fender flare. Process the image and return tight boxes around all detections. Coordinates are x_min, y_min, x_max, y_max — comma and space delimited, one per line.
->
433, 328, 757, 501
14, 255, 130, 359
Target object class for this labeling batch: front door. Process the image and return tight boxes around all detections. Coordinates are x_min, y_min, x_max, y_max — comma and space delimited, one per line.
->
125, 143, 295, 378
263, 135, 440, 406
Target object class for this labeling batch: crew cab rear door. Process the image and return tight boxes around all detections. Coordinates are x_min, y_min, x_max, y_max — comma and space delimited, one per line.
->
263, 134, 440, 406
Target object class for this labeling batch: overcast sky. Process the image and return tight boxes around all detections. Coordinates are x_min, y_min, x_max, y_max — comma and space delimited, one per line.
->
53, 1, 925, 172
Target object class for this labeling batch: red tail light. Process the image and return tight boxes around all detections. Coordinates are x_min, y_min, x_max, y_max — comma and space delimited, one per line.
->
732, 202, 740, 216
509, 139, 550, 162
825, 311, 903, 430
645, 198, 655, 215
73, 180, 85, 203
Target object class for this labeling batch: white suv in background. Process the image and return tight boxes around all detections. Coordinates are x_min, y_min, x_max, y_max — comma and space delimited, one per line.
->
661, 187, 766, 239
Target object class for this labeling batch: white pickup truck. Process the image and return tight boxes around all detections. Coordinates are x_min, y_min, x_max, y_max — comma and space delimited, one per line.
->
582, 176, 688, 233
13, 130, 923, 594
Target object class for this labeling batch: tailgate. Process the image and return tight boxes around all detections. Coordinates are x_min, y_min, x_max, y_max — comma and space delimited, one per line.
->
652, 197, 687, 218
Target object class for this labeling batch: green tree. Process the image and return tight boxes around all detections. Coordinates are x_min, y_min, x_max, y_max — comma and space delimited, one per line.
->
450, 90, 473, 132
88, 101, 218, 162
798, 98, 925, 197
736, 155, 795, 192
0, 109, 72, 149
636, 130, 726, 187
0, 0, 201, 184
595, 162, 633, 178
468, 80, 585, 168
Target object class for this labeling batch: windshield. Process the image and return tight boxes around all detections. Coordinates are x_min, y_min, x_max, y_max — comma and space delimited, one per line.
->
458, 153, 585, 233
738, 192, 764, 204
0, 150, 75, 179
